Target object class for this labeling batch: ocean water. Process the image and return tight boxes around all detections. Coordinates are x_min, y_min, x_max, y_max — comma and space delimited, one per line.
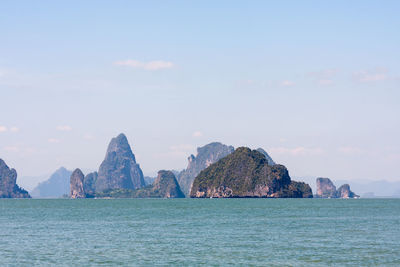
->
0, 199, 399, 266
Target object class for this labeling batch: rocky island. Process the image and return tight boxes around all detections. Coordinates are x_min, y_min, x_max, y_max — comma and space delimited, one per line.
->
0, 159, 30, 198
95, 133, 146, 192
177, 142, 234, 197
190, 147, 313, 198
316, 177, 359, 198
70, 133, 184, 198
96, 170, 184, 198
70, 168, 86, 198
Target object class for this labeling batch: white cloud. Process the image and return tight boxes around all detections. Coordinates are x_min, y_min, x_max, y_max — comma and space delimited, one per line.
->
3, 145, 37, 157
309, 69, 339, 78
168, 144, 195, 157
308, 69, 339, 86
48, 138, 60, 143
114, 59, 174, 71
318, 79, 334, 86
57, 125, 72, 131
280, 80, 295, 87
269, 146, 324, 156
83, 133, 94, 140
337, 146, 363, 155
3, 146, 19, 152
0, 126, 19, 133
192, 131, 203, 137
0, 68, 9, 78
353, 68, 388, 82
10, 127, 19, 132
170, 144, 194, 152
153, 144, 195, 160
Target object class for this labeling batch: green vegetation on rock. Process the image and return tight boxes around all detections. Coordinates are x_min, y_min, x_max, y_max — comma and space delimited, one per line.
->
95, 170, 184, 198
190, 147, 313, 198
177, 142, 234, 197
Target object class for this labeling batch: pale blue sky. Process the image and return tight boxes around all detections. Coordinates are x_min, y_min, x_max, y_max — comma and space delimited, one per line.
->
1, 1, 399, 189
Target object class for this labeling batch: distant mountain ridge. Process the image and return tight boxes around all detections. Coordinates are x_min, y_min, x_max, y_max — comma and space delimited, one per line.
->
31, 167, 72, 198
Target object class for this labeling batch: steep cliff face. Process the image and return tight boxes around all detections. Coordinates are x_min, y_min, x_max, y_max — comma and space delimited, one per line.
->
178, 142, 234, 196
0, 159, 30, 198
31, 167, 72, 198
152, 170, 185, 198
336, 184, 359, 198
316, 178, 359, 198
95, 133, 145, 192
316, 178, 337, 198
70, 168, 85, 199
190, 147, 313, 198
83, 172, 98, 197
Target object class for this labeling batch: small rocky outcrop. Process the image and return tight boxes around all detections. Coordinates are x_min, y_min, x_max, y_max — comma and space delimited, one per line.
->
31, 167, 72, 198
190, 147, 313, 198
316, 178, 359, 198
316, 178, 337, 198
0, 159, 30, 198
95, 133, 145, 192
70, 168, 85, 199
336, 184, 359, 198
151, 170, 185, 198
177, 142, 234, 197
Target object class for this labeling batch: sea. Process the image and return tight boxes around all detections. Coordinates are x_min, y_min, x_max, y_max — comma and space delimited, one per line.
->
0, 198, 399, 266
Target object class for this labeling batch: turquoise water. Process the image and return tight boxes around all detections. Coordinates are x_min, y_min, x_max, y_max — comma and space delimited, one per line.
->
0, 199, 399, 266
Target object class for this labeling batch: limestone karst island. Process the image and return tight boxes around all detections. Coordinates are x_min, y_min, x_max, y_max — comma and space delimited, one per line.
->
1, 133, 359, 199
2, 1, 400, 265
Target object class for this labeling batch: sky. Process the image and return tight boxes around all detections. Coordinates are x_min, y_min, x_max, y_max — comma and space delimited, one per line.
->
1, 1, 399, 190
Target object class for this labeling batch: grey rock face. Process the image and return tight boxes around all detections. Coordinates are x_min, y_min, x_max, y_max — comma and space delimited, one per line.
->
144, 176, 156, 186
256, 148, 276, 165
96, 170, 185, 198
70, 168, 85, 199
95, 133, 145, 192
336, 184, 359, 198
177, 142, 234, 197
0, 159, 30, 198
31, 167, 72, 198
152, 170, 185, 198
316, 177, 337, 198
316, 178, 359, 198
83, 172, 98, 197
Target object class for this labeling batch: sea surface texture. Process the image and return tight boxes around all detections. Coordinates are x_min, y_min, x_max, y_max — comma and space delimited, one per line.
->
0, 199, 399, 266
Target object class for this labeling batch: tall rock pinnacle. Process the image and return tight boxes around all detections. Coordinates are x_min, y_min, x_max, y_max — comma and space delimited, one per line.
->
95, 133, 145, 192
70, 168, 85, 199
